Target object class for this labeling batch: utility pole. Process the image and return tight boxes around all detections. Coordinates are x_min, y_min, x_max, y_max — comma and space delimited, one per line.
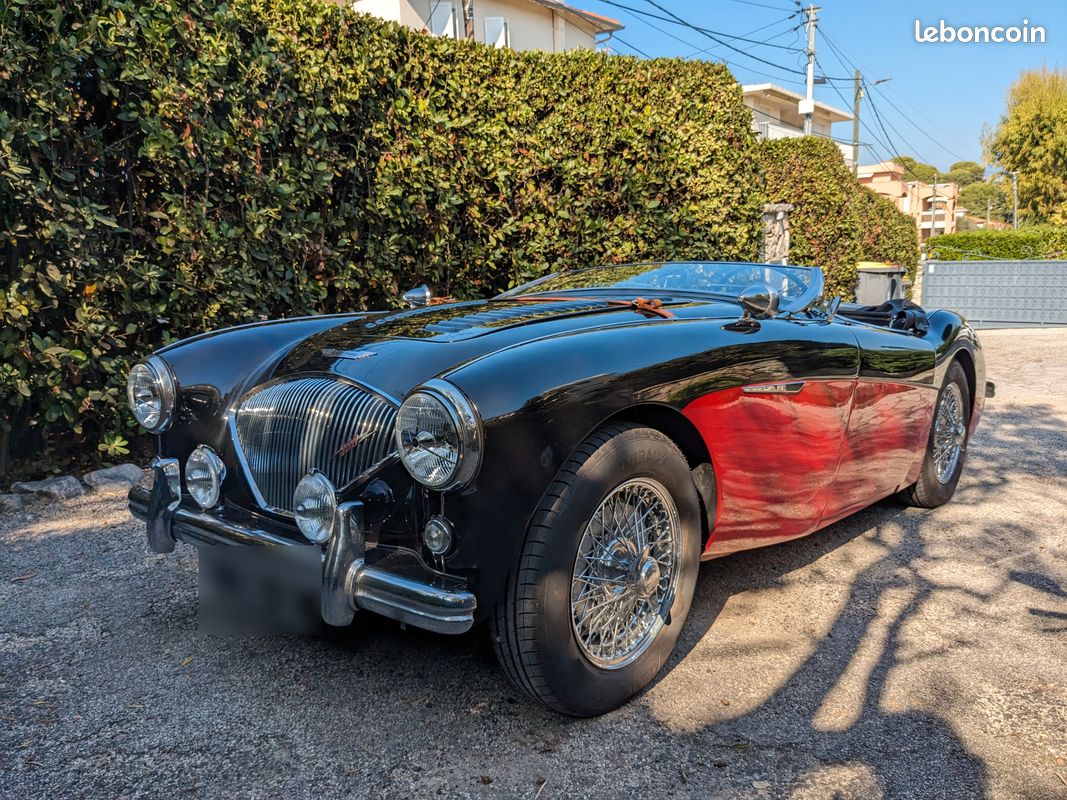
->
462, 0, 474, 40
852, 69, 862, 176
851, 74, 891, 176
986, 198, 991, 226
802, 5, 819, 136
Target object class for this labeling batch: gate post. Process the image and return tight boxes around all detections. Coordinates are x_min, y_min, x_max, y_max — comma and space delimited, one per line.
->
912, 261, 926, 304
761, 203, 793, 264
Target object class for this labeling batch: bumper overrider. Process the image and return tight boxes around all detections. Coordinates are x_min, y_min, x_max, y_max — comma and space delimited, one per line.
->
129, 459, 476, 634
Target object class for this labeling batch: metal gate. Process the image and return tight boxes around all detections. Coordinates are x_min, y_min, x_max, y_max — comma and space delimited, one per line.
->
920, 260, 1067, 328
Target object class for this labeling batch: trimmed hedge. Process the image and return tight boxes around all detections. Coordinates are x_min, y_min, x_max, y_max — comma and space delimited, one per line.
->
926, 226, 1067, 261
0, 0, 764, 472
758, 137, 919, 299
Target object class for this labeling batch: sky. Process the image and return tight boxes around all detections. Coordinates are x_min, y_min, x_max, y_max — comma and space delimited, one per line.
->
580, 0, 1066, 171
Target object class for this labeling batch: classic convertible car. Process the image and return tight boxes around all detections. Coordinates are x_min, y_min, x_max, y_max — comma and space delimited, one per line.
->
127, 261, 990, 716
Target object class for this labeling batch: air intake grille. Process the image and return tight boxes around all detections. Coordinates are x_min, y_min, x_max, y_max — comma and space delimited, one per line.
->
233, 377, 397, 513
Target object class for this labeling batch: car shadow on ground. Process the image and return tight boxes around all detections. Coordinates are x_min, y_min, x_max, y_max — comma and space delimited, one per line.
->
309, 400, 1066, 796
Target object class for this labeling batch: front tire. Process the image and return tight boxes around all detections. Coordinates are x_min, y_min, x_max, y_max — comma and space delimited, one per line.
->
899, 360, 971, 508
491, 424, 702, 717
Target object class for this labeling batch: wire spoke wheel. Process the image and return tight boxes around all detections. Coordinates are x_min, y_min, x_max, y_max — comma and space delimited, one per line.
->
570, 478, 681, 669
933, 382, 966, 484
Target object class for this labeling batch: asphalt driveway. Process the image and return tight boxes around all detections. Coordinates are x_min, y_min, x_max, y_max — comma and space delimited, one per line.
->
1, 328, 1065, 799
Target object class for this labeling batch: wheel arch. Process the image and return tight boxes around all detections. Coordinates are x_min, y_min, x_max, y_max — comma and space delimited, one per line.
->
599, 402, 717, 547
953, 348, 977, 416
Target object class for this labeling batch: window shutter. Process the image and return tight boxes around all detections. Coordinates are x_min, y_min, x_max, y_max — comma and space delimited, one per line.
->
484, 16, 509, 48
429, 2, 456, 38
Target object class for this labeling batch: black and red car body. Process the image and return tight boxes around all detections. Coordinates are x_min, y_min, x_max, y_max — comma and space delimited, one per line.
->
128, 261, 990, 715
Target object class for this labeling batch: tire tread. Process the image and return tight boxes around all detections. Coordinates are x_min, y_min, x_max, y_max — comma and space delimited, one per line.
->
490, 423, 685, 713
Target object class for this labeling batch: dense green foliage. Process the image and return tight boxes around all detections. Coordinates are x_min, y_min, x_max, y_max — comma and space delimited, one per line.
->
760, 137, 919, 298
986, 68, 1067, 224
958, 181, 1010, 224
0, 0, 766, 472
891, 157, 984, 188
926, 226, 1067, 261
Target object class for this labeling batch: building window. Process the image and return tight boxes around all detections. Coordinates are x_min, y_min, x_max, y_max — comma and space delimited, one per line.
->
484, 16, 509, 48
429, 2, 457, 38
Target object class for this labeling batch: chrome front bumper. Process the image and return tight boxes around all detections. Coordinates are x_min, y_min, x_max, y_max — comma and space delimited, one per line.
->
129, 460, 475, 635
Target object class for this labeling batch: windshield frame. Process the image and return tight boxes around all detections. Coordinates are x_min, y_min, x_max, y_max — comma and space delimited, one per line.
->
497, 261, 826, 315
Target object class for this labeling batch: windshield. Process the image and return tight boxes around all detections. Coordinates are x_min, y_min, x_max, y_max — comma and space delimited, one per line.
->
500, 261, 824, 312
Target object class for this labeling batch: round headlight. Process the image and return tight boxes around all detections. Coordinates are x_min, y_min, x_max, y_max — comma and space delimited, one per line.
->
185, 445, 225, 509
126, 356, 176, 432
293, 472, 337, 544
394, 380, 482, 491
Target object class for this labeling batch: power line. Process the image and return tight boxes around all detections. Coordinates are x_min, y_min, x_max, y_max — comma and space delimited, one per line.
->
597, 0, 803, 51
593, 0, 837, 81
815, 34, 949, 180
610, 33, 653, 57
600, 3, 809, 85
722, 0, 798, 12
819, 29, 973, 156
681, 18, 804, 61
819, 29, 969, 164
614, 5, 806, 85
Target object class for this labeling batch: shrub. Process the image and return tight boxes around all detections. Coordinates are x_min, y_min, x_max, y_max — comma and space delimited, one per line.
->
0, 0, 764, 473
926, 226, 1067, 261
758, 137, 918, 299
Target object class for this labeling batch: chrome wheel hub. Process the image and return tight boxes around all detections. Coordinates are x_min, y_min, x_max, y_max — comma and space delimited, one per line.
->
570, 478, 680, 670
933, 383, 966, 484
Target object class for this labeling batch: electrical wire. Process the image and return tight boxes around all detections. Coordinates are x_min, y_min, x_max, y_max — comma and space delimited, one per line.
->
820, 28, 972, 155
597, 0, 804, 51
592, 0, 838, 81
611, 34, 653, 58
820, 29, 970, 163
601, 4, 807, 85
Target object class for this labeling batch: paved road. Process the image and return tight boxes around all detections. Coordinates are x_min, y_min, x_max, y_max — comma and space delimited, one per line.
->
2, 329, 1065, 799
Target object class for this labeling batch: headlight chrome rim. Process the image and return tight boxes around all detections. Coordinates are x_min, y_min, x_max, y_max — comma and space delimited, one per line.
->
394, 379, 482, 492
293, 471, 338, 544
126, 356, 177, 433
185, 444, 225, 510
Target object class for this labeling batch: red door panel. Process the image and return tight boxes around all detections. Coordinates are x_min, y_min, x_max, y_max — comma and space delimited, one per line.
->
683, 379, 854, 556
822, 379, 936, 525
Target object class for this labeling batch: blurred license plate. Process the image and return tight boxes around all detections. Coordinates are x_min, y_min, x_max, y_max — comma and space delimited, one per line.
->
198, 545, 323, 635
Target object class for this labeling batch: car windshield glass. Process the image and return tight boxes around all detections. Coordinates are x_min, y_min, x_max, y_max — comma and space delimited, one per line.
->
502, 262, 821, 306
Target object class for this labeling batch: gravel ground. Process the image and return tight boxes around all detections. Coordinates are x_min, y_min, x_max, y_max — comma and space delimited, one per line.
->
1, 329, 1065, 799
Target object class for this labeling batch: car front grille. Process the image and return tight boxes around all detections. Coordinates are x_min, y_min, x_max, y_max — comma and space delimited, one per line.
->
232, 377, 398, 513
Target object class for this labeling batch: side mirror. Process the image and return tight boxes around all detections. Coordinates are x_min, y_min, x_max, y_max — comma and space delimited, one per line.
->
402, 284, 431, 308
737, 284, 780, 320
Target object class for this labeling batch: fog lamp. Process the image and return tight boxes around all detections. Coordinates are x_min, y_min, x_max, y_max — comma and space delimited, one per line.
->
293, 472, 337, 544
185, 445, 225, 509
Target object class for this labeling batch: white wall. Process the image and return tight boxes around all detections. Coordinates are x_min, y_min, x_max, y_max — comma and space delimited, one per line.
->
354, 0, 601, 51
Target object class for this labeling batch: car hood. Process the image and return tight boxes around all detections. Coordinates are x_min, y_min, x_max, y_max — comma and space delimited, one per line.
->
273, 296, 739, 400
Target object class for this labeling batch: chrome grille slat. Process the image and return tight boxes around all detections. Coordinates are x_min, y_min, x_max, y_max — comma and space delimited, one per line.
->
233, 377, 398, 513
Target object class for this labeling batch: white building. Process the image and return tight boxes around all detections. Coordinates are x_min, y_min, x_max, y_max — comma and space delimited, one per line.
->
742, 83, 855, 167
351, 0, 623, 52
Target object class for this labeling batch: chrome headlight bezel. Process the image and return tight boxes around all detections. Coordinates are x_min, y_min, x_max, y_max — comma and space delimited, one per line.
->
293, 471, 338, 544
126, 355, 177, 433
394, 379, 482, 492
185, 444, 225, 510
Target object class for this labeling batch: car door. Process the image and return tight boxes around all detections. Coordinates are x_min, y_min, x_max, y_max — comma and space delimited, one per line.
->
683, 317, 859, 555
820, 322, 938, 526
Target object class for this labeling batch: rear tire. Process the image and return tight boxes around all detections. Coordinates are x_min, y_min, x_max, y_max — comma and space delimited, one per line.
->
491, 424, 702, 717
899, 361, 971, 508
